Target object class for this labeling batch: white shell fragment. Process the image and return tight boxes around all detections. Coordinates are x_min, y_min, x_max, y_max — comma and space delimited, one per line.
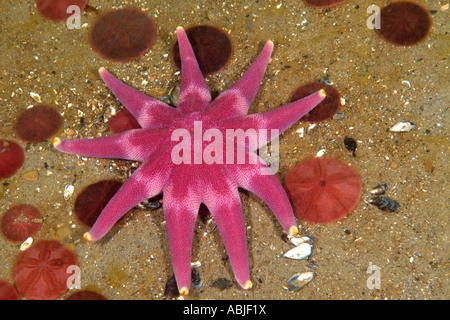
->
190, 261, 202, 268
316, 149, 326, 157
63, 184, 75, 200
20, 237, 33, 251
389, 121, 416, 132
29, 92, 42, 103
283, 242, 313, 260
287, 272, 315, 291
401, 80, 411, 88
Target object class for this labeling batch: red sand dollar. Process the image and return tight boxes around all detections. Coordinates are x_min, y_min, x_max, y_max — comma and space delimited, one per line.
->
66, 290, 107, 300
1, 204, 43, 242
290, 82, 341, 122
375, 2, 432, 46
304, 0, 348, 8
285, 158, 361, 223
36, 0, 87, 21
0, 280, 19, 300
74, 180, 123, 227
14, 240, 78, 300
108, 109, 141, 134
0, 140, 24, 179
89, 7, 157, 62
15, 104, 62, 143
173, 25, 232, 76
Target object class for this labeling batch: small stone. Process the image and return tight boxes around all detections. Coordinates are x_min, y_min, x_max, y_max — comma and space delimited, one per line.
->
211, 278, 234, 290
21, 170, 39, 181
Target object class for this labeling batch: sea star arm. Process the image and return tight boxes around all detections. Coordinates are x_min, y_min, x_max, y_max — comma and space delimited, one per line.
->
202, 167, 252, 290
220, 89, 326, 149
163, 168, 201, 296
53, 128, 169, 162
229, 162, 298, 236
84, 153, 171, 241
175, 27, 212, 114
206, 40, 273, 119
250, 89, 326, 135
99, 68, 177, 128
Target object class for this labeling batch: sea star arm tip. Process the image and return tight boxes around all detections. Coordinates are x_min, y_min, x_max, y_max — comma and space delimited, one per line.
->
51, 130, 162, 162
99, 67, 176, 128
238, 89, 327, 137
319, 88, 326, 98
205, 39, 273, 119
52, 137, 61, 147
289, 225, 298, 237
231, 164, 298, 234
179, 287, 189, 296
176, 25, 212, 113
243, 280, 253, 290
203, 181, 251, 290
83, 232, 93, 241
164, 176, 201, 294
86, 159, 168, 241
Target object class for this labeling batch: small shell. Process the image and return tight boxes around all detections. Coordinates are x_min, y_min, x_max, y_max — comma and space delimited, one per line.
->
283, 242, 312, 260
139, 199, 162, 209
191, 268, 202, 288
168, 85, 180, 106
389, 121, 416, 132
370, 182, 389, 195
20, 237, 33, 251
63, 184, 75, 200
205, 218, 216, 234
160, 85, 180, 107
367, 196, 399, 212
164, 276, 179, 300
288, 235, 314, 247
287, 272, 315, 291
318, 77, 333, 85
332, 112, 345, 120
316, 149, 326, 157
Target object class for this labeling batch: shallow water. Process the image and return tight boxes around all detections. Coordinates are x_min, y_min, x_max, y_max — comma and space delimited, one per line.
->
0, 0, 448, 300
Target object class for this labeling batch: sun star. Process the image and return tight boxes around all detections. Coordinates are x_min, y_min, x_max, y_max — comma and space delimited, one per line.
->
53, 27, 325, 295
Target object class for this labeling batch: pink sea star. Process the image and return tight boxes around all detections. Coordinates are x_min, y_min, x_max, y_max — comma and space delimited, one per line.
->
53, 27, 325, 295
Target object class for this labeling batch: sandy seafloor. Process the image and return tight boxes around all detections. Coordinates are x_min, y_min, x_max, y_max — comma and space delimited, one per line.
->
0, 0, 448, 300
